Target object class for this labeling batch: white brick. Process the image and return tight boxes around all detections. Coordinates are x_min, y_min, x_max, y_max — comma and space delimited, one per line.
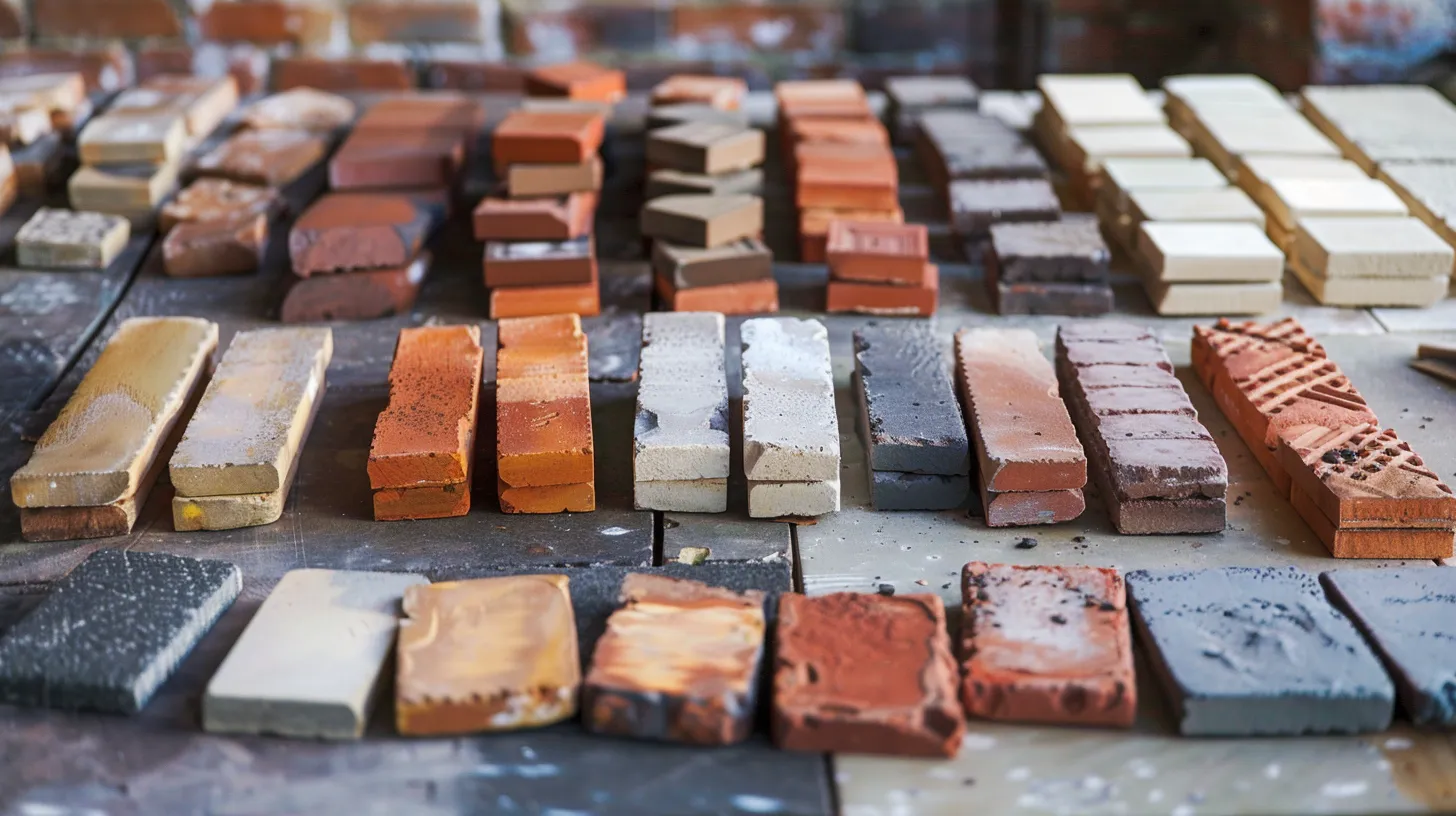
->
740, 317, 839, 482
633, 479, 729, 513
748, 479, 841, 518
633, 311, 730, 483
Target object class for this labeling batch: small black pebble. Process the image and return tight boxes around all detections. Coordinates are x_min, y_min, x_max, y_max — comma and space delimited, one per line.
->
877, 583, 895, 596
1071, 535, 1086, 543
1322, 450, 1341, 464
1099, 602, 1117, 612
1340, 449, 1358, 462
941, 583, 951, 590
1050, 614, 1067, 624
1015, 537, 1038, 549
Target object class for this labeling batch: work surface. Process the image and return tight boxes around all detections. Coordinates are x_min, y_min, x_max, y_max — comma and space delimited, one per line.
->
1, 91, 1455, 816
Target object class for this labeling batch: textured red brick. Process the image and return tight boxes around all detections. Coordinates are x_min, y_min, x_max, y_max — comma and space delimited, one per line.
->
369, 325, 484, 491
492, 110, 605, 172
33, 0, 182, 39
960, 562, 1136, 727
490, 276, 601, 319
289, 192, 436, 277
826, 266, 939, 316
352, 95, 483, 137
1289, 483, 1454, 559
525, 61, 625, 102
981, 487, 1086, 527
329, 129, 465, 191
798, 206, 902, 263
280, 254, 429, 323
200, 1, 334, 46
789, 116, 889, 147
161, 215, 266, 278
496, 315, 595, 495
485, 240, 595, 288
272, 57, 414, 93
194, 129, 327, 188
655, 273, 779, 315
159, 178, 278, 233
498, 480, 596, 514
796, 154, 898, 210
826, 221, 928, 285
774, 592, 963, 757
472, 192, 595, 241
373, 476, 472, 521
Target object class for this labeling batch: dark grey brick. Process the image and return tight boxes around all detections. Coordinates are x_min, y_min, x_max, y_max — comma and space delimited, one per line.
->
853, 322, 970, 477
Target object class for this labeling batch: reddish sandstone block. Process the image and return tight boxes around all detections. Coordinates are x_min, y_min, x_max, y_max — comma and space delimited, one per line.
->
498, 480, 595, 514
348, 1, 485, 45
526, 61, 626, 103
162, 215, 266, 278
651, 75, 747, 111
272, 57, 414, 93
826, 221, 928, 285
290, 192, 436, 277
194, 129, 327, 188
584, 575, 766, 744
960, 562, 1136, 727
200, 1, 334, 46
798, 206, 902, 263
472, 192, 594, 241
373, 477, 472, 521
774, 592, 964, 757
280, 254, 429, 323
32, 0, 182, 39
655, 273, 779, 315
826, 266, 939, 316
492, 110, 605, 173
329, 130, 465, 191
369, 325, 484, 491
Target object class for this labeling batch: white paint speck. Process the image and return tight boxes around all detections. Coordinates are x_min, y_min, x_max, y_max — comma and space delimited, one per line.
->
1274, 537, 1290, 547
1321, 780, 1369, 799
600, 526, 631, 536
927, 766, 958, 781
732, 794, 784, 813
962, 733, 997, 751
834, 771, 852, 784
1006, 767, 1031, 782
521, 746, 538, 760
1384, 737, 1413, 750
1263, 763, 1281, 780
1129, 759, 1157, 779
1172, 805, 1195, 816
1148, 789, 1164, 804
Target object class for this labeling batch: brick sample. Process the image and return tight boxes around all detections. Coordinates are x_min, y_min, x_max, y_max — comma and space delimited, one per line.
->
825, 220, 929, 285
194, 128, 327, 188
657, 275, 779, 316
492, 109, 605, 171
369, 325, 483, 491
960, 562, 1135, 726
641, 194, 762, 248
208, 571, 425, 737
78, 113, 184, 165
774, 592, 964, 757
1291, 216, 1453, 308
950, 178, 1061, 240
584, 574, 765, 744
795, 149, 897, 210
173, 420, 311, 531
159, 177, 278, 232
497, 481, 595, 514
473, 192, 593, 241
396, 574, 581, 734
853, 323, 968, 475
1057, 322, 1227, 534
988, 218, 1113, 316
162, 214, 266, 278
271, 56, 413, 93
646, 166, 762, 199
634, 312, 729, 512
15, 206, 128, 269
917, 110, 1047, 183
484, 237, 595, 288
489, 276, 602, 320
741, 318, 839, 514
170, 328, 333, 498
648, 103, 749, 132
1127, 567, 1394, 735
0, 550, 240, 714
651, 75, 746, 110
652, 238, 772, 290
1138, 222, 1283, 282
798, 206, 902, 263
281, 254, 429, 323
241, 87, 356, 132
374, 477, 473, 521
329, 129, 464, 190
290, 192, 436, 276
11, 317, 217, 509
496, 316, 594, 508
508, 157, 602, 198
647, 122, 764, 175
826, 265, 939, 317
1321, 568, 1456, 727
526, 61, 625, 102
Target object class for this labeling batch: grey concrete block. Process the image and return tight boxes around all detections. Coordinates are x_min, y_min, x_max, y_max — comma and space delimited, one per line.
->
852, 322, 969, 476
1127, 566, 1394, 736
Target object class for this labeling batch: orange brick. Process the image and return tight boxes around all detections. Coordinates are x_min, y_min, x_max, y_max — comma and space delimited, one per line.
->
369, 325, 484, 491
526, 61, 625, 103
473, 191, 595, 241
497, 314, 585, 348
797, 158, 898, 210
490, 278, 602, 319
827, 265, 939, 316
827, 220, 929, 284
272, 57, 413, 93
353, 95, 483, 137
492, 110, 605, 172
656, 273, 779, 315
373, 475, 472, 521
798, 206, 903, 263
651, 75, 746, 111
200, 1, 334, 46
496, 315, 595, 493
789, 117, 889, 147
498, 480, 596, 513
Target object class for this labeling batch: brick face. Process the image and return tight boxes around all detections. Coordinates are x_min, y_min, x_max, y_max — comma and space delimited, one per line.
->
348, 1, 487, 45
198, 1, 335, 46
0, 0, 25, 39
32, 0, 184, 39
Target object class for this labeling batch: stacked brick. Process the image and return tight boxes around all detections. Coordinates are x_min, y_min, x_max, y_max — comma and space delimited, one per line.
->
826, 220, 937, 316
883, 75, 979, 146
0, 70, 87, 202
496, 315, 596, 514
1055, 321, 1228, 535
73, 74, 236, 228
740, 317, 839, 518
643, 76, 773, 315
1193, 317, 1456, 559
633, 312, 730, 513
477, 105, 605, 319
368, 326, 484, 521
985, 216, 1112, 316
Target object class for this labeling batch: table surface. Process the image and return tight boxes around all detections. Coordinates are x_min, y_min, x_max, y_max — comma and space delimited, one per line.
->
0, 89, 1454, 816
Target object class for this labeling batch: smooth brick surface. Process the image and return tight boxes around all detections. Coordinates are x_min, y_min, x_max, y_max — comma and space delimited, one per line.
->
826, 221, 928, 285
496, 315, 595, 495
647, 122, 764, 175
492, 110, 605, 170
641, 194, 762, 248
473, 193, 593, 241
369, 326, 483, 491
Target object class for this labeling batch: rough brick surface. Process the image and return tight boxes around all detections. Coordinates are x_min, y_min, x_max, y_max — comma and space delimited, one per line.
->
195, 129, 326, 188
369, 326, 484, 491
162, 214, 266, 278
281, 254, 429, 323
241, 87, 355, 132
473, 193, 593, 241
634, 312, 729, 483
496, 315, 595, 498
740, 318, 838, 483
826, 221, 928, 285
853, 323, 968, 476
290, 193, 435, 277
160, 178, 278, 233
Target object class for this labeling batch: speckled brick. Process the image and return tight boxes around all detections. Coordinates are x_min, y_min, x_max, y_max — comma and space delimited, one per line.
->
369, 326, 483, 491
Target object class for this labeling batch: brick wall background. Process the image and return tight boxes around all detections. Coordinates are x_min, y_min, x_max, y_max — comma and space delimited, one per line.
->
0, 0, 1451, 90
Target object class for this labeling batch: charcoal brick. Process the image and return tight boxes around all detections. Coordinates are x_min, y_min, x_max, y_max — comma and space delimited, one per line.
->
852, 323, 970, 476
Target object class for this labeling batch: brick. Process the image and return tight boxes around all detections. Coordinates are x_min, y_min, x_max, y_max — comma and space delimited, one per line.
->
960, 563, 1134, 726
647, 122, 763, 175
917, 110, 1047, 182
584, 574, 764, 744
508, 157, 602, 198
989, 277, 1114, 316
0, 0, 21, 38
647, 167, 763, 199
15, 207, 129, 269
0, 70, 86, 119
787, 116, 888, 148
633, 479, 727, 513
525, 61, 625, 103
160, 178, 277, 233
200, 1, 334, 46
1139, 222, 1283, 283
1288, 265, 1446, 309
853, 323, 968, 476
656, 274, 779, 315
884, 75, 979, 115
369, 326, 484, 491
1294, 216, 1453, 281
868, 471, 969, 511
1038, 74, 1163, 129
1127, 566, 1393, 735
651, 75, 746, 111
11, 318, 214, 508
498, 481, 595, 514
204, 569, 424, 739
485, 237, 595, 288
0, 45, 133, 94
396, 575, 580, 734
776, 79, 867, 112
747, 479, 840, 518
373, 478, 472, 521
981, 486, 1086, 527
473, 192, 594, 241
241, 87, 356, 132
496, 315, 594, 491
78, 113, 184, 166
0, 147, 14, 210
32, 0, 182, 39
0, 550, 239, 715
774, 592, 963, 757
330, 129, 464, 191
793, 142, 896, 177
950, 179, 1061, 241
740, 317, 837, 483
825, 265, 939, 317
280, 254, 428, 323
194, 129, 326, 188
652, 237, 771, 290
137, 74, 239, 139
1279, 424, 1456, 528
348, 1, 485, 45
1321, 568, 1456, 727
1291, 483, 1453, 559
1066, 124, 1192, 175
642, 193, 762, 248
173, 405, 313, 530
648, 103, 749, 131
352, 95, 482, 137
795, 153, 898, 210
272, 57, 413, 93
290, 192, 436, 277
492, 110, 604, 172
826, 221, 928, 285
635, 312, 729, 486
162, 214, 266, 278
988, 218, 1111, 284
798, 206, 902, 263
67, 162, 179, 223
488, 261, 601, 319
955, 328, 1085, 492
170, 328, 332, 498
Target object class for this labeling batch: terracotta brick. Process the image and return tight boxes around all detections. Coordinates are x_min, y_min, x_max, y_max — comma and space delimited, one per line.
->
498, 480, 595, 514
788, 116, 889, 147
290, 192, 436, 277
32, 0, 183, 39
655, 272, 779, 315
796, 157, 898, 210
329, 129, 465, 191
281, 254, 429, 324
826, 221, 928, 285
372, 477, 472, 521
353, 95, 483, 138
584, 575, 766, 744
1290, 484, 1454, 560
960, 562, 1135, 727
774, 592, 963, 757
490, 273, 602, 319
496, 315, 595, 491
798, 206, 902, 263
826, 265, 939, 316
162, 215, 266, 278
492, 110, 605, 173
525, 61, 626, 103
348, 1, 485, 45
980, 486, 1086, 527
195, 129, 327, 188
396, 575, 580, 734
472, 192, 595, 241
200, 1, 334, 46
241, 87, 356, 132
1279, 424, 1456, 529
369, 326, 484, 491
651, 75, 746, 111
159, 178, 278, 233
0, 46, 133, 94
272, 57, 414, 93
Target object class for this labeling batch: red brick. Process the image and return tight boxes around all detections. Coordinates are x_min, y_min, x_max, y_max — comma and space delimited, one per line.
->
826, 265, 939, 316
290, 192, 436, 277
0, 46, 133, 93
329, 129, 465, 191
369, 325, 484, 491
1289, 483, 1454, 560
798, 205, 901, 263
496, 315, 595, 494
525, 61, 625, 103
960, 562, 1136, 727
655, 272, 779, 315
492, 110, 605, 172
774, 592, 963, 757
161, 215, 266, 278
472, 192, 595, 241
373, 476, 472, 521
490, 274, 602, 319
353, 95, 483, 137
195, 129, 327, 188
826, 221, 927, 285
280, 254, 429, 323
498, 480, 595, 514
200, 0, 334, 46
272, 57, 414, 93
159, 178, 278, 233
797, 156, 898, 210
32, 0, 182, 39
348, 1, 485, 45
241, 87, 356, 132
789, 116, 889, 147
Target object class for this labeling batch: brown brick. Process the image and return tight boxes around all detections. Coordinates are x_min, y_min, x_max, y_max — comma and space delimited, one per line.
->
162, 215, 266, 278
241, 87, 356, 132
490, 274, 602, 320
159, 178, 278, 233
0, 1, 24, 39
280, 254, 429, 323
656, 271, 778, 315
472, 192, 595, 241
200, 0, 334, 46
33, 0, 183, 39
272, 57, 414, 93
348, 1, 484, 45
329, 130, 465, 191
353, 95, 483, 137
194, 129, 327, 188
369, 326, 484, 491
290, 192, 436, 277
